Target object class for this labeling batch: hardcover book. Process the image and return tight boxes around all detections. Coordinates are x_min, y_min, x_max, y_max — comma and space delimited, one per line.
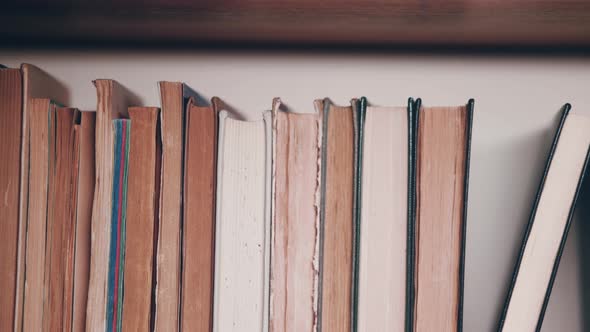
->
412, 99, 473, 332
355, 97, 415, 332
498, 105, 590, 332
314, 98, 357, 332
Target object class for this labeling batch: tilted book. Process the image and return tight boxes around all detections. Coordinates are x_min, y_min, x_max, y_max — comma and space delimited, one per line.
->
498, 104, 590, 332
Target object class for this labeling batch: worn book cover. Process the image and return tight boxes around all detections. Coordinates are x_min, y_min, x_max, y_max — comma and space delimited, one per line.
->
0, 67, 22, 331
16, 64, 68, 332
181, 97, 217, 332
155, 82, 200, 332
87, 80, 137, 332
46, 107, 79, 332
270, 98, 321, 332
123, 107, 159, 332
23, 98, 56, 331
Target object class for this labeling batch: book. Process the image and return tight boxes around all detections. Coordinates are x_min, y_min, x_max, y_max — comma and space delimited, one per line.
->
64, 118, 82, 332
355, 97, 414, 331
0, 66, 22, 331
181, 97, 217, 331
106, 119, 131, 332
86, 79, 137, 332
413, 99, 473, 332
270, 98, 321, 331
314, 98, 356, 332
72, 111, 96, 332
16, 64, 68, 332
23, 98, 56, 331
498, 105, 590, 332
46, 107, 79, 332
155, 82, 199, 332
123, 107, 160, 332
213, 109, 272, 331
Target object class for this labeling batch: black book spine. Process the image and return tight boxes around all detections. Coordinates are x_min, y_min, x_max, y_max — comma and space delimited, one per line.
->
458, 99, 475, 332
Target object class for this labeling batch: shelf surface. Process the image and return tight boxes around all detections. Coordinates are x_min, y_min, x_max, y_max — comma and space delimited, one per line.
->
2, 1, 590, 49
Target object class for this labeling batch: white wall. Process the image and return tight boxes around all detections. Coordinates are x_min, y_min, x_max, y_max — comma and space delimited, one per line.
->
2, 50, 589, 332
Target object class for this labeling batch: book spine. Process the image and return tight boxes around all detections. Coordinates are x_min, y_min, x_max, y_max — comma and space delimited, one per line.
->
496, 105, 570, 332
106, 119, 130, 332
406, 97, 418, 332
458, 99, 475, 332
351, 97, 366, 332
535, 107, 590, 331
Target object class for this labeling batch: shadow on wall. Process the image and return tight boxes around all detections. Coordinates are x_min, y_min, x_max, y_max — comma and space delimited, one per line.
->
576, 165, 590, 331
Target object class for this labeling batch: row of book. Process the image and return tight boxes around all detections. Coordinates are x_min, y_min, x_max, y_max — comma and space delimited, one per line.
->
1, 64, 589, 332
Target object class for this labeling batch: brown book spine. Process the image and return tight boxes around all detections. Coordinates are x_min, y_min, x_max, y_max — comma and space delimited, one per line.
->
414, 105, 468, 332
43, 105, 58, 331
0, 68, 22, 332
155, 81, 184, 332
72, 111, 95, 332
16, 64, 68, 332
122, 106, 159, 332
317, 101, 355, 332
270, 100, 321, 332
180, 99, 217, 332
63, 122, 81, 332
23, 99, 53, 332
44, 107, 78, 332
63, 110, 82, 332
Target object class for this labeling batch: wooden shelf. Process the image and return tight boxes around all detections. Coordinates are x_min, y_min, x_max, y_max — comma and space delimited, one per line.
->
2, 0, 590, 48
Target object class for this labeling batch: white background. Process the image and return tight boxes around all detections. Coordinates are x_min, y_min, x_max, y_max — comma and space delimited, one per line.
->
2, 50, 589, 331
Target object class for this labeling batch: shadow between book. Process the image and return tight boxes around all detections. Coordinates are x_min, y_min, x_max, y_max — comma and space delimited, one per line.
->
576, 167, 590, 330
